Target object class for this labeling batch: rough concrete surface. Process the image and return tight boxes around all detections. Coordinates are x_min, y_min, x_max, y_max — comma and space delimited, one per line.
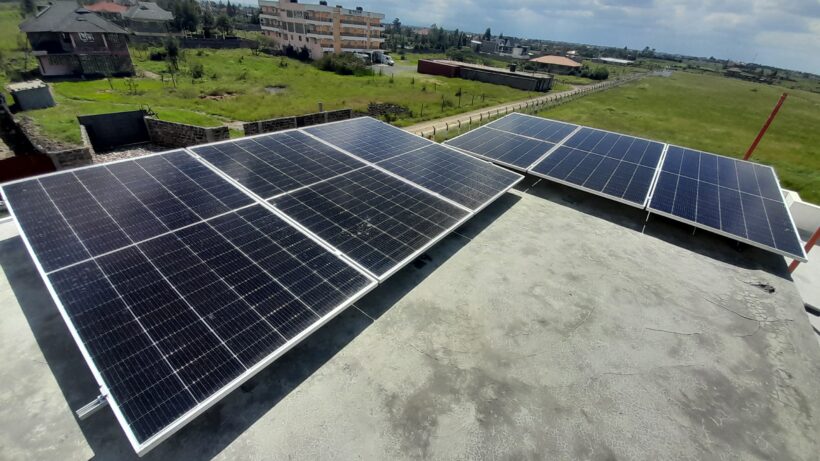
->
0, 177, 818, 460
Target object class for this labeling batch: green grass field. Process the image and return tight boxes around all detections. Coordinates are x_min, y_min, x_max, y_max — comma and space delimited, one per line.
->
23, 48, 536, 145
537, 71, 820, 203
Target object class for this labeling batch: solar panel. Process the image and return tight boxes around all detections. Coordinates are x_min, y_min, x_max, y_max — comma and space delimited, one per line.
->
444, 126, 557, 171
486, 112, 578, 142
1, 153, 377, 454
303, 117, 430, 162
647, 146, 806, 261
3, 120, 523, 454
190, 131, 366, 200
1, 150, 253, 272
271, 167, 470, 279
529, 127, 666, 207
373, 144, 523, 210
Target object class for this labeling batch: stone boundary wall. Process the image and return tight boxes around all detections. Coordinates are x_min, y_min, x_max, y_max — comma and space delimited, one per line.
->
243, 109, 353, 136
145, 117, 230, 148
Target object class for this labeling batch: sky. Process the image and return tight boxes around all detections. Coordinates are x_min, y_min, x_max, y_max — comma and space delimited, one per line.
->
331, 0, 820, 74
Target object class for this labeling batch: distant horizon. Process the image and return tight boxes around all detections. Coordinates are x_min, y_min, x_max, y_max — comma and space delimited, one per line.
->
234, 0, 819, 75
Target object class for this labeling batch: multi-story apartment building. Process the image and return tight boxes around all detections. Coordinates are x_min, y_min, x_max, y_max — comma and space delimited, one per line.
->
258, 0, 384, 57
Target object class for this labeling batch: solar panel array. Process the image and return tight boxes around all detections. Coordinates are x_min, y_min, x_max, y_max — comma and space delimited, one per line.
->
648, 146, 805, 260
530, 127, 665, 207
0, 117, 522, 455
445, 112, 577, 171
445, 112, 806, 261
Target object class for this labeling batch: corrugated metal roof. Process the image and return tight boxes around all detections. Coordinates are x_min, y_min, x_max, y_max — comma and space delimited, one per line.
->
19, 1, 128, 34
529, 55, 582, 67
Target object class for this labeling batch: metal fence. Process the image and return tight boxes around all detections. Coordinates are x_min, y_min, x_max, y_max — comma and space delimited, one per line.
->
412, 73, 645, 141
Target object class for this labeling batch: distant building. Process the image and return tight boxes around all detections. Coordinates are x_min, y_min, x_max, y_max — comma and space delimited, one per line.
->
594, 57, 634, 65
258, 0, 384, 57
19, 1, 133, 77
122, 1, 175, 36
529, 55, 582, 74
84, 1, 175, 37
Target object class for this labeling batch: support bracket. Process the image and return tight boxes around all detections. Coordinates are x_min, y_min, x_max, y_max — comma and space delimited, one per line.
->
76, 394, 108, 420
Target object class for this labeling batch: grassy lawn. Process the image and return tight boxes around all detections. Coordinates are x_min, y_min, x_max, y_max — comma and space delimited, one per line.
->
22, 48, 536, 145
536, 71, 820, 203
0, 3, 34, 92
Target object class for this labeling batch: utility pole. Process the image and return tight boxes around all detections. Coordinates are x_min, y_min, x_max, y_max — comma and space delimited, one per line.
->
743, 92, 787, 161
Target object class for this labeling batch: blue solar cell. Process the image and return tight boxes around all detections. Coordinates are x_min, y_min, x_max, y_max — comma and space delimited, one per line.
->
762, 197, 804, 257
531, 127, 665, 207
736, 161, 760, 195
622, 139, 647, 163
649, 146, 804, 260
304, 117, 430, 163
670, 176, 697, 222
271, 167, 468, 277
445, 126, 555, 170
648, 172, 677, 214
530, 145, 570, 175
754, 164, 783, 201
718, 186, 747, 238
607, 136, 633, 160
1, 180, 91, 272
550, 150, 587, 180
42, 204, 374, 446
679, 150, 700, 179
662, 146, 684, 174
740, 193, 775, 247
623, 166, 655, 204
695, 182, 721, 229
640, 142, 664, 167
191, 131, 366, 199
565, 153, 604, 185
602, 162, 637, 198
486, 113, 577, 142
583, 157, 620, 191
374, 144, 522, 210
716, 156, 739, 189
698, 151, 719, 184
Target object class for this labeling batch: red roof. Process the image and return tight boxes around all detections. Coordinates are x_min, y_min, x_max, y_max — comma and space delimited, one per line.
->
529, 55, 582, 68
84, 2, 128, 14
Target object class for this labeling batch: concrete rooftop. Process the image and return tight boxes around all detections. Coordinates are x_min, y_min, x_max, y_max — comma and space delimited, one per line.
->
0, 176, 818, 460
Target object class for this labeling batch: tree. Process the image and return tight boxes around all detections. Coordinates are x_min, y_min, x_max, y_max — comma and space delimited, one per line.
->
216, 13, 233, 36
19, 0, 35, 17
164, 36, 180, 70
202, 9, 215, 38
483, 27, 491, 41
172, 0, 201, 32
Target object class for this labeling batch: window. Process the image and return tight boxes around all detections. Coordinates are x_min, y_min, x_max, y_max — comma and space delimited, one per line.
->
77, 32, 94, 42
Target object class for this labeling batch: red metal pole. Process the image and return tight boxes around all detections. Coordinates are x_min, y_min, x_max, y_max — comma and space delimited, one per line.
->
788, 226, 820, 273
743, 92, 788, 161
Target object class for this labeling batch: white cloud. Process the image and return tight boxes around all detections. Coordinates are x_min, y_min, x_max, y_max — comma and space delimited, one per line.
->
351, 0, 820, 73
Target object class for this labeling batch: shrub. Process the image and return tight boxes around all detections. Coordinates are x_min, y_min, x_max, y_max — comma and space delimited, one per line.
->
190, 63, 204, 79
149, 49, 167, 61
314, 53, 372, 76
580, 65, 609, 80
